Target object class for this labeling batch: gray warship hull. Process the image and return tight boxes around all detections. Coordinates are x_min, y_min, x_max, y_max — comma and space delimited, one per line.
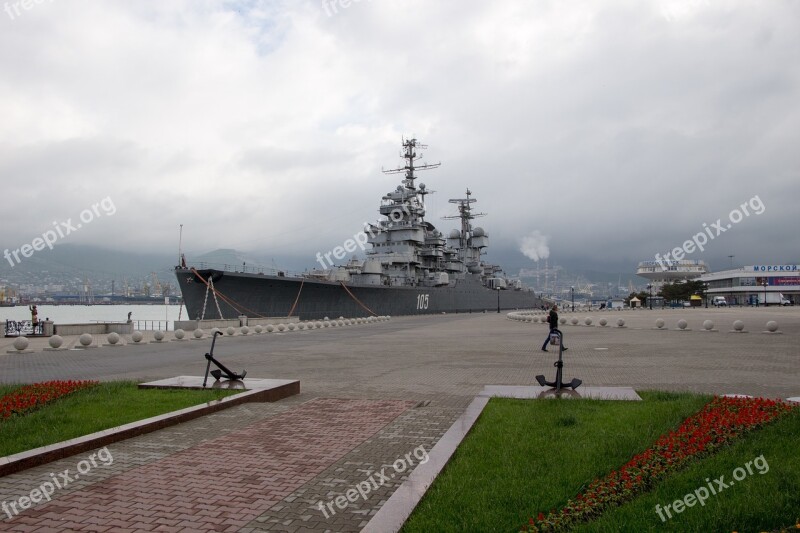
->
175, 268, 539, 321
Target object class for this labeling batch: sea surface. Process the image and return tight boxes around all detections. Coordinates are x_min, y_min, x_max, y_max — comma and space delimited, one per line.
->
1, 304, 188, 330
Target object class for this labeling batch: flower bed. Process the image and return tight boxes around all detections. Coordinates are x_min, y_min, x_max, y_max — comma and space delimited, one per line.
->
525, 396, 797, 531
0, 380, 99, 420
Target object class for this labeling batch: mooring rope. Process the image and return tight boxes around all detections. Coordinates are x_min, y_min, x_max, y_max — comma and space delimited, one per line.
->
287, 279, 304, 318
190, 268, 268, 319
339, 282, 378, 316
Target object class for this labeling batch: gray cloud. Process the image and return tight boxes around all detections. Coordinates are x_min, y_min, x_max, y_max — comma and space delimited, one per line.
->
1, 0, 798, 274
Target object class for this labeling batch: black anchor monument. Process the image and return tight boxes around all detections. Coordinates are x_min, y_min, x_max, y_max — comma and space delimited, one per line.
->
536, 329, 582, 391
202, 331, 247, 387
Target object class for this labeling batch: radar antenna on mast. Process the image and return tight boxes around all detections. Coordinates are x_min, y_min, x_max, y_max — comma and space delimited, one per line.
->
382, 137, 441, 191
443, 188, 486, 225
443, 188, 487, 261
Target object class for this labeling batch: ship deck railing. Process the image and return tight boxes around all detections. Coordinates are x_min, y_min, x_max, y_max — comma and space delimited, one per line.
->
188, 262, 309, 278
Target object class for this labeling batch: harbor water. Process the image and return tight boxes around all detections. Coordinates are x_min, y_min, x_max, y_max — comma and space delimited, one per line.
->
1, 304, 188, 331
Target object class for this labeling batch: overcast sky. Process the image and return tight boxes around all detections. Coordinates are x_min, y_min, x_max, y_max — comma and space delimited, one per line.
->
1, 0, 798, 274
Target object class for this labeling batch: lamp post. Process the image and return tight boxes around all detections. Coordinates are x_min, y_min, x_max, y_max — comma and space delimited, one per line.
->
762, 279, 768, 307
571, 286, 575, 312
647, 284, 652, 310
496, 287, 500, 313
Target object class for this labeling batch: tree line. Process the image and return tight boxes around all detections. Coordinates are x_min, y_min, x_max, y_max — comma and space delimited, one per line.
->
626, 280, 708, 305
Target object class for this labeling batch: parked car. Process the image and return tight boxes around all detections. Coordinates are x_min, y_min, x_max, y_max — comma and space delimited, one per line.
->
712, 296, 727, 307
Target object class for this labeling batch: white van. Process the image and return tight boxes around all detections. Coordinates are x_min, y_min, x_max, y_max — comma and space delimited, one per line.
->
712, 296, 727, 307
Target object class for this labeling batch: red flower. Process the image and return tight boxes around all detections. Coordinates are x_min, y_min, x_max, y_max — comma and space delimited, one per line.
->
0, 380, 98, 420
524, 396, 796, 531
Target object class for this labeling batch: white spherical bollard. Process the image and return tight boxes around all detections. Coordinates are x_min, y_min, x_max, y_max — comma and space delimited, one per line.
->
655, 318, 665, 329
316, 321, 323, 328
13, 337, 29, 351
79, 333, 93, 346
154, 330, 165, 342
617, 318, 625, 327
766, 321, 779, 332
49, 335, 64, 348
241, 326, 250, 335
226, 327, 236, 336
211, 328, 221, 336
677, 319, 688, 330
107, 332, 120, 345
570, 317, 578, 325
324, 321, 331, 328
174, 329, 185, 340
559, 318, 566, 325
288, 323, 296, 331
132, 330, 144, 343
193, 328, 204, 339
733, 320, 745, 332
278, 324, 286, 332
599, 318, 608, 327
254, 325, 263, 334
266, 324, 275, 333
584, 317, 593, 326
703, 320, 714, 331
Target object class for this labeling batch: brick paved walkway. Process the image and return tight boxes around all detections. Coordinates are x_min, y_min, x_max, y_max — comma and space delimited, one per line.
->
0, 399, 413, 532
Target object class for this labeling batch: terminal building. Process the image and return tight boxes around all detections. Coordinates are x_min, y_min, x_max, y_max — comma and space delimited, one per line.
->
700, 265, 799, 306
635, 260, 710, 292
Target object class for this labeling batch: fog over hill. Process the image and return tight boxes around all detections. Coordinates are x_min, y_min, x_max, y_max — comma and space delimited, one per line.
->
0, 243, 644, 297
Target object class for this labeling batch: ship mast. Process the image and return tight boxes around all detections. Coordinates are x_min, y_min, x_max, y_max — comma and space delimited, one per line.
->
382, 137, 440, 201
443, 188, 486, 264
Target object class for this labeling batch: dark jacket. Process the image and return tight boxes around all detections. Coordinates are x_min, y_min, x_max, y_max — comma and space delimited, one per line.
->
548, 309, 558, 330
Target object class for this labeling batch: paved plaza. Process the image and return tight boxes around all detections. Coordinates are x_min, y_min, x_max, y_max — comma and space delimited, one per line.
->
0, 307, 798, 531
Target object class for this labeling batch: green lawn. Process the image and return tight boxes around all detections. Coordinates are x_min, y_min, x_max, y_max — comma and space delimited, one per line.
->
0, 381, 238, 456
574, 408, 800, 532
401, 391, 798, 533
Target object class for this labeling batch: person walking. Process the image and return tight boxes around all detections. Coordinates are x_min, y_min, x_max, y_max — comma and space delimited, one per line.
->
541, 304, 567, 352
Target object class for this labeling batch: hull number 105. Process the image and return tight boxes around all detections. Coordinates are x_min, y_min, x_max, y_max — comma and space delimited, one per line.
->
416, 294, 429, 310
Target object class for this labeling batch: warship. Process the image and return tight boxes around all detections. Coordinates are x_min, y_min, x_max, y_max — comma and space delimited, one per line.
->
175, 139, 540, 320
